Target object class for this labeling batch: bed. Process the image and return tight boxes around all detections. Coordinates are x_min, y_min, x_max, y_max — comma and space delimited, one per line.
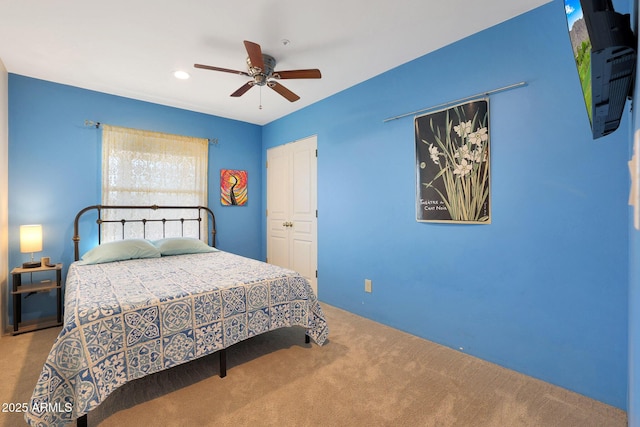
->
24, 205, 329, 427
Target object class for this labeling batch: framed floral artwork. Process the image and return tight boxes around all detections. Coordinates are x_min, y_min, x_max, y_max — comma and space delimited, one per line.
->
415, 99, 490, 223
220, 169, 248, 206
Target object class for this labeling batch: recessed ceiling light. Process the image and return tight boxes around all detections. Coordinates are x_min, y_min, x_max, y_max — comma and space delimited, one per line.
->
173, 70, 190, 80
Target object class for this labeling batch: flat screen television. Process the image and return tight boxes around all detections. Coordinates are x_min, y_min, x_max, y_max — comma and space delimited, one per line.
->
564, 0, 636, 139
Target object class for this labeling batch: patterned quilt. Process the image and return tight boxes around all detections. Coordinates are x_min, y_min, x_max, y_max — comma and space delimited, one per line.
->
24, 251, 329, 426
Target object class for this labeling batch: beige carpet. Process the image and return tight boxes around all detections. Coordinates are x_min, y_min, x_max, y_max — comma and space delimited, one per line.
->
0, 304, 627, 426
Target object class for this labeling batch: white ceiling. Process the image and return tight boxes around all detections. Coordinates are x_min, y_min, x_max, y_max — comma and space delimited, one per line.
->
0, 0, 552, 125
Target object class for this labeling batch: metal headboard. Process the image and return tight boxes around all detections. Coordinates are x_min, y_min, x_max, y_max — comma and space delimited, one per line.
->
73, 204, 216, 261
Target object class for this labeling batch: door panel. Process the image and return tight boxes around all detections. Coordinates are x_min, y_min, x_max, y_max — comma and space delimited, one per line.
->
293, 149, 313, 215
267, 146, 290, 222
292, 238, 314, 282
268, 233, 289, 268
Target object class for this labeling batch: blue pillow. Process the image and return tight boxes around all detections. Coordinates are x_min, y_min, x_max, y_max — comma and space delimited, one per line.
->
152, 237, 218, 256
79, 239, 161, 265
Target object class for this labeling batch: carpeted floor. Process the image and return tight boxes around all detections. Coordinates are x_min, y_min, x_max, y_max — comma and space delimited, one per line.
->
0, 304, 627, 426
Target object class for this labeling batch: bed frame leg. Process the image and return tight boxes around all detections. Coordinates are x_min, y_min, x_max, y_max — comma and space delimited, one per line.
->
219, 348, 227, 378
77, 414, 87, 427
305, 334, 310, 344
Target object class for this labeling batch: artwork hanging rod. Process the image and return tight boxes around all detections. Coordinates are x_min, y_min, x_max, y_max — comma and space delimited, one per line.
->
383, 81, 527, 123
83, 120, 219, 145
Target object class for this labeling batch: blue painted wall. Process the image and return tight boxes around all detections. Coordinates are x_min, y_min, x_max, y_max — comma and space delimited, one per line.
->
8, 75, 262, 323
627, 0, 640, 421
6, 0, 634, 412
264, 1, 629, 409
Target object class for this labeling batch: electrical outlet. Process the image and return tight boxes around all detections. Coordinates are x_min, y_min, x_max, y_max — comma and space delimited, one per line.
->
365, 279, 372, 293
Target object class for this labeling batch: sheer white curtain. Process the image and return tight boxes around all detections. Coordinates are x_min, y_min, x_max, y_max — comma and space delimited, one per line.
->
101, 125, 209, 241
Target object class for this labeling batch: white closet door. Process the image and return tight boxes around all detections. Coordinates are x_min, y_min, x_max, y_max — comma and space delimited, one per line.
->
267, 135, 318, 294
290, 137, 317, 293
266, 144, 291, 269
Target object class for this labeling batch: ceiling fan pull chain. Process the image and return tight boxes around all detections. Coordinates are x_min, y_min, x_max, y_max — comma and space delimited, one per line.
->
259, 86, 263, 110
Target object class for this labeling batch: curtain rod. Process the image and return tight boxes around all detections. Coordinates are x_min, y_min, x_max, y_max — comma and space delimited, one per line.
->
382, 81, 527, 123
84, 120, 219, 145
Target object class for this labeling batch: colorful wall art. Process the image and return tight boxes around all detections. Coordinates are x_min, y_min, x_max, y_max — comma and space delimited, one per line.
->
220, 169, 248, 206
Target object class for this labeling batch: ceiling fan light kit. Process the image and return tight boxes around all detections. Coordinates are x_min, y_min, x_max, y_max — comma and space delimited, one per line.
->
195, 40, 321, 105
247, 54, 276, 85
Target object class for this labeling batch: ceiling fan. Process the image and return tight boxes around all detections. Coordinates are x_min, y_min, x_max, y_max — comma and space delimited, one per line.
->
194, 40, 321, 103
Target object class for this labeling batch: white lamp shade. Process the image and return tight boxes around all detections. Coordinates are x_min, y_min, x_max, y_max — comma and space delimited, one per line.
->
20, 224, 43, 253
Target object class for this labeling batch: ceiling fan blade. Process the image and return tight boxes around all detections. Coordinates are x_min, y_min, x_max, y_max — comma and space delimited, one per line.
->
273, 69, 322, 79
230, 81, 254, 97
243, 40, 265, 71
268, 81, 300, 102
194, 64, 250, 76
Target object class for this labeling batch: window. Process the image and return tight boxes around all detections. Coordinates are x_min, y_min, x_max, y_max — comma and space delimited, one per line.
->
101, 125, 208, 241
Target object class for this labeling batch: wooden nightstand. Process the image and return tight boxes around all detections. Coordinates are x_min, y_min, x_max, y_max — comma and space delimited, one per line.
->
11, 263, 63, 335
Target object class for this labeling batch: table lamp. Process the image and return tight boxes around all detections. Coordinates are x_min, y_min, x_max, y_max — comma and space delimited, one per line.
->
20, 224, 42, 268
